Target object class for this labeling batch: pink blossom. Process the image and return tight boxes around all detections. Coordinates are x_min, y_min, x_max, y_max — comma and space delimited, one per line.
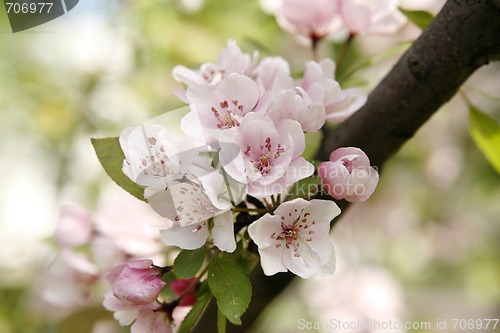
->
266, 73, 326, 132
54, 205, 94, 248
182, 73, 260, 147
276, 0, 343, 40
105, 259, 166, 305
120, 122, 210, 193
299, 59, 366, 124
219, 113, 314, 197
248, 198, 340, 278
338, 0, 407, 35
148, 172, 239, 252
318, 147, 379, 202
103, 291, 171, 333
172, 39, 258, 102
40, 249, 99, 307
132, 308, 171, 333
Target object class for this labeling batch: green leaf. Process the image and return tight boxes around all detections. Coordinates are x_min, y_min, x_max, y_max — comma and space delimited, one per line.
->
469, 107, 500, 174
217, 309, 227, 333
91, 137, 145, 202
286, 175, 321, 200
174, 248, 206, 279
177, 282, 212, 333
208, 256, 252, 325
399, 8, 434, 30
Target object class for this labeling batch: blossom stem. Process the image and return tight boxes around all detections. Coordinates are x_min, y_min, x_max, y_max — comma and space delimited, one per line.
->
336, 33, 355, 72
232, 207, 269, 214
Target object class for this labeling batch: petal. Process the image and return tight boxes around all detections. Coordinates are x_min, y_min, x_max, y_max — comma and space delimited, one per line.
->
160, 223, 208, 250
282, 244, 321, 279
325, 88, 367, 123
273, 198, 310, 220
329, 147, 370, 167
284, 157, 314, 186
247, 214, 283, 248
216, 73, 260, 112
344, 166, 379, 202
212, 211, 237, 253
258, 245, 288, 276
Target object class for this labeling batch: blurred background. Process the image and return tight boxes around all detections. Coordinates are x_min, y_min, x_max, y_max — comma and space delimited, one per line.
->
0, 0, 498, 332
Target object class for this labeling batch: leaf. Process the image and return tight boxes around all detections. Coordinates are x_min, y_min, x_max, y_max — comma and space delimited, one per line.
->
174, 248, 206, 279
177, 282, 212, 333
217, 309, 227, 333
208, 256, 252, 325
399, 8, 434, 30
469, 107, 500, 174
91, 137, 145, 201
286, 175, 321, 200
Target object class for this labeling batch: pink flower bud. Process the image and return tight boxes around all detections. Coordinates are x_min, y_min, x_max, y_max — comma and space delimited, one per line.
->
105, 259, 166, 305
170, 278, 198, 306
318, 147, 379, 202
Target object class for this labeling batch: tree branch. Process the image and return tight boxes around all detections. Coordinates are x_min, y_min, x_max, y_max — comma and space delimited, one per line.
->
319, 0, 500, 166
193, 0, 500, 332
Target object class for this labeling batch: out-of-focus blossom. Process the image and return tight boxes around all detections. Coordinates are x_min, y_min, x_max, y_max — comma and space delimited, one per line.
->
54, 205, 94, 248
132, 308, 172, 333
338, 0, 407, 35
173, 39, 258, 102
105, 259, 166, 305
170, 278, 198, 306
274, 0, 406, 41
220, 113, 314, 197
299, 58, 367, 123
248, 198, 340, 278
103, 291, 167, 329
276, 0, 343, 41
40, 249, 99, 307
318, 147, 379, 202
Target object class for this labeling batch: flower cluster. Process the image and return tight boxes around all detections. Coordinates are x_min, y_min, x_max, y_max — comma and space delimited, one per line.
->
276, 0, 407, 41
118, 40, 378, 281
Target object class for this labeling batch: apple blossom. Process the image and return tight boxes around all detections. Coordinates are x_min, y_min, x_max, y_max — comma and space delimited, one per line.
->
338, 0, 407, 35
105, 259, 166, 305
182, 73, 261, 147
318, 147, 379, 202
266, 73, 326, 132
54, 205, 94, 248
40, 249, 99, 307
148, 172, 239, 252
103, 291, 147, 326
219, 113, 314, 197
132, 308, 172, 333
172, 39, 258, 102
120, 123, 212, 194
248, 198, 340, 278
299, 58, 367, 124
276, 0, 343, 41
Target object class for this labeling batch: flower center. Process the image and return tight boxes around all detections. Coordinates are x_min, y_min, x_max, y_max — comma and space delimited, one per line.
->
271, 211, 316, 258
211, 99, 245, 129
244, 137, 286, 176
